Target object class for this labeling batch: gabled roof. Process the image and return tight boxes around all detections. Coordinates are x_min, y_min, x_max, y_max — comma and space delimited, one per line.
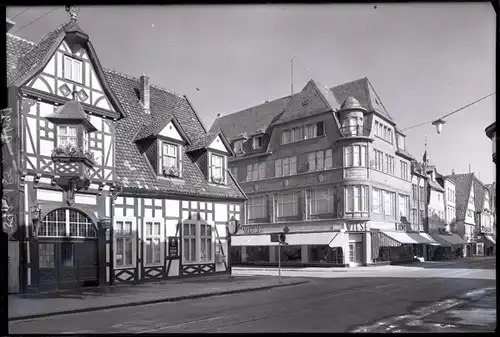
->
447, 173, 474, 221
7, 20, 245, 201
8, 19, 126, 119
134, 113, 190, 144
473, 179, 486, 212
185, 130, 235, 156
330, 77, 394, 122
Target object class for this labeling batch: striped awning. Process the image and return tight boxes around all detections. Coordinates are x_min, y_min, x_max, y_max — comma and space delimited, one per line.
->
381, 231, 421, 244
485, 235, 496, 245
415, 233, 441, 246
429, 233, 466, 247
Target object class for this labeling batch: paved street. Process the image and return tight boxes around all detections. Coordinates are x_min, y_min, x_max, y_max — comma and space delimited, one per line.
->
9, 258, 496, 333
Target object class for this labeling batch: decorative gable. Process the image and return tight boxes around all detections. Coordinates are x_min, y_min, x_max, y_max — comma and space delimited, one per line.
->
158, 121, 183, 142
208, 135, 230, 154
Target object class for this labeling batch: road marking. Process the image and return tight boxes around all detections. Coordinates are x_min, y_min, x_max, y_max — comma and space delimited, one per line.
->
136, 315, 228, 333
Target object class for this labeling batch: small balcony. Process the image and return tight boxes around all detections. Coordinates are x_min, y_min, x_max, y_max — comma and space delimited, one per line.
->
340, 125, 367, 137
51, 145, 95, 186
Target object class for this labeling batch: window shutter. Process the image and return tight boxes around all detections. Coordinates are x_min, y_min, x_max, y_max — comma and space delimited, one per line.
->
290, 156, 297, 175
275, 159, 282, 177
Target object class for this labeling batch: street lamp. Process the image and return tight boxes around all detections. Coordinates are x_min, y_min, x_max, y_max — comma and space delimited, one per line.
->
431, 119, 446, 134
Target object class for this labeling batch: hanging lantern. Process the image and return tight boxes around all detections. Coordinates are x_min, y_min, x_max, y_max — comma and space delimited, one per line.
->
431, 119, 446, 134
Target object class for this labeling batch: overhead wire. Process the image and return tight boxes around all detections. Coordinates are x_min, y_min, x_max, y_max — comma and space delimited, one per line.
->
11, 8, 30, 20
11, 7, 60, 34
402, 92, 496, 131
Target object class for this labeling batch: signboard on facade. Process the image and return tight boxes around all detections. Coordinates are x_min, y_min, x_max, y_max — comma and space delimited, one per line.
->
344, 168, 368, 180
242, 225, 262, 235
241, 223, 343, 235
394, 223, 411, 232
345, 223, 369, 232
168, 237, 178, 257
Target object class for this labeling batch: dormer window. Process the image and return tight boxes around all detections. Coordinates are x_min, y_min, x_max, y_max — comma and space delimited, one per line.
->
161, 142, 181, 178
63, 55, 82, 83
210, 153, 226, 184
234, 140, 244, 153
253, 136, 263, 149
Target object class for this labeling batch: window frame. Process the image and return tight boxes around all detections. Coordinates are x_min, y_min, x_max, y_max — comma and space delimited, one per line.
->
57, 125, 78, 148
182, 220, 215, 265
372, 188, 382, 214
308, 149, 333, 171
143, 218, 165, 267
253, 136, 263, 149
275, 156, 297, 177
281, 122, 324, 145
247, 162, 266, 182
374, 149, 384, 171
383, 191, 395, 216
310, 187, 333, 215
63, 55, 83, 84
398, 194, 410, 220
234, 140, 244, 153
160, 141, 182, 178
248, 195, 267, 219
114, 217, 137, 269
277, 192, 300, 217
344, 145, 367, 168
400, 161, 408, 180
345, 185, 368, 213
209, 152, 227, 184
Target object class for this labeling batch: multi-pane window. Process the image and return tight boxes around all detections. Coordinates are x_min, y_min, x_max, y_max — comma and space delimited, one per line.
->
308, 149, 333, 171
275, 156, 297, 177
447, 206, 455, 223
248, 196, 267, 219
345, 185, 368, 213
419, 186, 425, 202
200, 223, 213, 262
39, 243, 55, 268
375, 121, 393, 143
384, 154, 395, 174
234, 140, 243, 153
397, 134, 405, 150
412, 184, 418, 201
83, 130, 89, 152
281, 122, 324, 144
372, 188, 382, 214
57, 125, 77, 147
38, 209, 97, 238
183, 223, 197, 263
484, 192, 490, 210
447, 188, 455, 203
162, 142, 178, 169
344, 145, 366, 167
115, 220, 134, 267
398, 195, 410, 220
310, 187, 333, 214
277, 192, 299, 217
63, 55, 82, 83
374, 149, 384, 171
247, 162, 266, 182
210, 153, 225, 183
145, 220, 162, 265
253, 136, 263, 149
400, 161, 409, 180
342, 117, 363, 136
383, 191, 395, 216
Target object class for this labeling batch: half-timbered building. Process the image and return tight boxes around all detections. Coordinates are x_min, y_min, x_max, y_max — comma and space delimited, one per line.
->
5, 14, 246, 293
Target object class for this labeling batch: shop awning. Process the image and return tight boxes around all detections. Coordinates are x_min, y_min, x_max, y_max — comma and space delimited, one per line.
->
410, 233, 441, 245
485, 235, 496, 245
429, 233, 466, 247
230, 232, 339, 247
381, 231, 421, 244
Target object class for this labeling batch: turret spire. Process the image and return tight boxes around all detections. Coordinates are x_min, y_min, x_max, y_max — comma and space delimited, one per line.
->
65, 5, 79, 20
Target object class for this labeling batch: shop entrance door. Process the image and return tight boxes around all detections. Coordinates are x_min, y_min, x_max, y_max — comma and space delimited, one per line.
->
349, 243, 363, 266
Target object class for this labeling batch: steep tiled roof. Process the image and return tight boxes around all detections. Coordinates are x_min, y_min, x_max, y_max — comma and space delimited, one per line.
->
133, 113, 175, 141
209, 96, 290, 141
185, 132, 218, 153
447, 173, 474, 221
7, 22, 245, 201
330, 77, 393, 121
473, 179, 486, 212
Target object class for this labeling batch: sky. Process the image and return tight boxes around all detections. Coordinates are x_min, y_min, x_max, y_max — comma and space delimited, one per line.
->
7, 4, 496, 183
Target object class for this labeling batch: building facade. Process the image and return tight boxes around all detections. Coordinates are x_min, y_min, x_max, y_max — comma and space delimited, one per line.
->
484, 121, 496, 165
4, 16, 246, 293
210, 78, 438, 267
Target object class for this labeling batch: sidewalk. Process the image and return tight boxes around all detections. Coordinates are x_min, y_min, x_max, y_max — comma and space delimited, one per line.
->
9, 274, 308, 321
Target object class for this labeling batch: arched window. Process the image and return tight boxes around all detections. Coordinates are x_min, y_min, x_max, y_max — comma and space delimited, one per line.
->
38, 208, 97, 238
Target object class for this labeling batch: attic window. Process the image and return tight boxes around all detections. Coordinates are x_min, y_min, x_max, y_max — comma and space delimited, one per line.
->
63, 55, 82, 83
161, 142, 182, 178
210, 153, 226, 185
253, 136, 263, 150
234, 140, 244, 153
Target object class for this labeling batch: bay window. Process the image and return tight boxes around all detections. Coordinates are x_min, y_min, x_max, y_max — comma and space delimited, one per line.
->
144, 220, 163, 266
308, 149, 333, 171
275, 156, 297, 177
183, 221, 214, 264
372, 188, 382, 214
344, 145, 366, 167
114, 219, 135, 268
277, 192, 299, 217
248, 196, 267, 219
310, 187, 333, 214
383, 191, 395, 216
63, 55, 83, 83
345, 185, 368, 213
398, 195, 410, 220
247, 162, 266, 182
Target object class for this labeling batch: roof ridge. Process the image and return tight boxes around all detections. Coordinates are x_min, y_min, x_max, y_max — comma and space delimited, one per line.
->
103, 68, 184, 99
6, 33, 36, 46
218, 94, 292, 120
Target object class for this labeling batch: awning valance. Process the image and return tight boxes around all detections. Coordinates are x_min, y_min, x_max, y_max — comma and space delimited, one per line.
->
485, 235, 496, 245
381, 231, 421, 244
230, 232, 340, 247
430, 233, 466, 247
409, 233, 440, 245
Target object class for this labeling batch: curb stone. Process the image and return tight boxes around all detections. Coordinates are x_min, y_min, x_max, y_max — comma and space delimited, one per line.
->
8, 280, 309, 322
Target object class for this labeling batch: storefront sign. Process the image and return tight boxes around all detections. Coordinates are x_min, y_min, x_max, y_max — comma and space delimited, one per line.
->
344, 168, 367, 180
394, 223, 410, 231
242, 225, 262, 235
168, 237, 178, 257
345, 223, 368, 232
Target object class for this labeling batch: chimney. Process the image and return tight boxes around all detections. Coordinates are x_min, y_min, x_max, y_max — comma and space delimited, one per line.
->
6, 18, 15, 33
140, 74, 150, 114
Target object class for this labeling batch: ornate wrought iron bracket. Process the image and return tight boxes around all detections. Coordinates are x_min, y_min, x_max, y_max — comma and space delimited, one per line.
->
109, 182, 123, 200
